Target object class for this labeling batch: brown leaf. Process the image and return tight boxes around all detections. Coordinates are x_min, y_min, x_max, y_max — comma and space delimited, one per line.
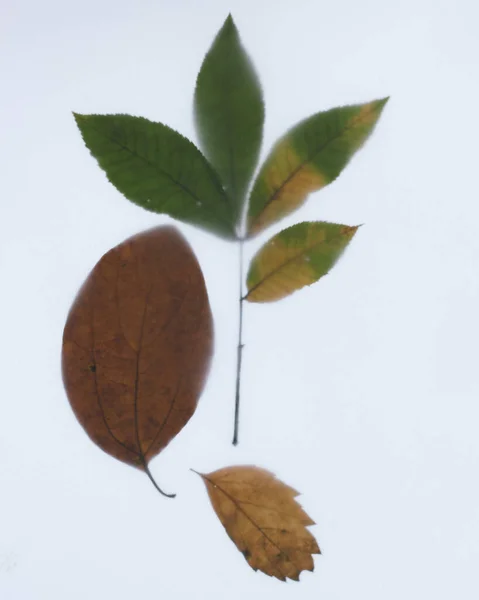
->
196, 465, 320, 581
62, 226, 213, 491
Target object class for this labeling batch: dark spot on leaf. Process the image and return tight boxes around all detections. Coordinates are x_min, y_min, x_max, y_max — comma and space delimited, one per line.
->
242, 549, 251, 559
88, 363, 96, 373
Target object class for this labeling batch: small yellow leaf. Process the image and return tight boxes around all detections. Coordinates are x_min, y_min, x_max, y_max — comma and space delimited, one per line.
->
195, 465, 320, 581
246, 221, 359, 303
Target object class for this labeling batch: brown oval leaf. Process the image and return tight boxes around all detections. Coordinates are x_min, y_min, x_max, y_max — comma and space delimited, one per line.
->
62, 226, 213, 478
196, 465, 320, 581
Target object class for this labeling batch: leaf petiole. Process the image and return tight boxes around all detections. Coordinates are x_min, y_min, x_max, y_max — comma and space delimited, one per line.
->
143, 461, 176, 499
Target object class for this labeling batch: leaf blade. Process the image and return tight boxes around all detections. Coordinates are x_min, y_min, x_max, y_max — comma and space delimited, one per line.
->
196, 465, 320, 581
61, 226, 214, 470
194, 14, 264, 222
247, 97, 388, 236
246, 221, 359, 302
74, 113, 236, 239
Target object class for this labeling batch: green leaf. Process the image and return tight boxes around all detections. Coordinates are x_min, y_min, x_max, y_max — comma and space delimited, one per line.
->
194, 14, 264, 224
246, 98, 389, 237
74, 113, 236, 239
245, 221, 359, 302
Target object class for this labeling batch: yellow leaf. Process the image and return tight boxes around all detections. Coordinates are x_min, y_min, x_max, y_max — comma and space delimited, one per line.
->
247, 98, 389, 236
246, 221, 359, 303
195, 465, 320, 581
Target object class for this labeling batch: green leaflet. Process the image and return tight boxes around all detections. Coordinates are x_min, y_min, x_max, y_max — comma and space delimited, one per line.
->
246, 221, 359, 302
246, 98, 389, 236
194, 15, 264, 225
74, 113, 236, 239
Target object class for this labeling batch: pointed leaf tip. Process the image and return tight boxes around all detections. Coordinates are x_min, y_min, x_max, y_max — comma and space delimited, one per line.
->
190, 468, 204, 478
224, 13, 235, 27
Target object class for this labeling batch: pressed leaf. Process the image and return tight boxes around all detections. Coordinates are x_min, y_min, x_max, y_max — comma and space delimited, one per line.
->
62, 226, 213, 482
247, 97, 389, 236
74, 113, 236, 239
194, 14, 264, 222
195, 465, 320, 581
246, 221, 358, 302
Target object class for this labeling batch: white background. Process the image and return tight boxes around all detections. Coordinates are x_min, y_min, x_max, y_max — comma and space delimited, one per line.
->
1, 0, 479, 598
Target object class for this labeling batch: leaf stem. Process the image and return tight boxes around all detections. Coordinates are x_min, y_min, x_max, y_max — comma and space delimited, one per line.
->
143, 461, 176, 499
232, 239, 245, 445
